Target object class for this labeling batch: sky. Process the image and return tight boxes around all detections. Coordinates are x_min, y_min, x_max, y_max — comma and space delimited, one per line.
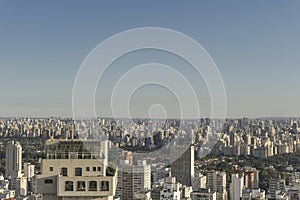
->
0, 1, 300, 118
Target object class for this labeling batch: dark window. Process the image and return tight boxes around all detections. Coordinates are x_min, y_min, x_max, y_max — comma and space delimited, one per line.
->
93, 167, 96, 171
97, 167, 101, 171
89, 181, 97, 191
100, 181, 109, 191
49, 167, 53, 172
65, 181, 73, 191
77, 181, 85, 191
75, 167, 82, 176
44, 179, 53, 184
61, 167, 68, 176
86, 167, 90, 171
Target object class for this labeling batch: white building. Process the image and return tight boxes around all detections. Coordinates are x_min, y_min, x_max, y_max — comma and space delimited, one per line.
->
230, 173, 244, 200
206, 171, 227, 200
116, 160, 151, 200
24, 163, 35, 178
36, 139, 116, 200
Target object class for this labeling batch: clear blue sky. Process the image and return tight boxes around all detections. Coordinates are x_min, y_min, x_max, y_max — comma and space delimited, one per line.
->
0, 1, 300, 118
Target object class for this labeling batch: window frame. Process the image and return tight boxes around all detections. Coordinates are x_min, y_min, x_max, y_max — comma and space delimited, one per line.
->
65, 181, 74, 191
74, 167, 82, 176
89, 181, 97, 191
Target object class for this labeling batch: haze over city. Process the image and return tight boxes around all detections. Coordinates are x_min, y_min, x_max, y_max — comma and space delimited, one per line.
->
1, 1, 300, 118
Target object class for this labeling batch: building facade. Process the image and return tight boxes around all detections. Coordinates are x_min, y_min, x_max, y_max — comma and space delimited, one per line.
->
116, 160, 151, 200
170, 145, 194, 186
5, 141, 22, 180
36, 139, 116, 200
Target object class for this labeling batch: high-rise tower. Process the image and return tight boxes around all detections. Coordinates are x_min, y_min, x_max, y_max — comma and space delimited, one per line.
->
170, 145, 194, 186
5, 141, 22, 179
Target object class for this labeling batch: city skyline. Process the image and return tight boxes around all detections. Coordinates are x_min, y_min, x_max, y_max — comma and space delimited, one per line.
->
1, 1, 300, 118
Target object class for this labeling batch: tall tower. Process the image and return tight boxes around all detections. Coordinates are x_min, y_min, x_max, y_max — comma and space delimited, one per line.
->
206, 170, 227, 200
170, 145, 194, 186
230, 173, 244, 200
5, 141, 22, 179
269, 176, 286, 200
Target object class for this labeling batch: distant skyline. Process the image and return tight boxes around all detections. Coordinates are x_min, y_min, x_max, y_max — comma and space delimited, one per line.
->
1, 1, 300, 118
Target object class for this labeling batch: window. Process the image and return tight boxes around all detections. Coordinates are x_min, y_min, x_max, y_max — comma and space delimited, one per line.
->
49, 167, 53, 172
97, 167, 101, 171
100, 181, 109, 191
61, 167, 68, 176
75, 167, 82, 176
44, 179, 53, 184
93, 167, 96, 171
86, 167, 90, 171
65, 181, 73, 191
77, 181, 85, 191
89, 181, 97, 191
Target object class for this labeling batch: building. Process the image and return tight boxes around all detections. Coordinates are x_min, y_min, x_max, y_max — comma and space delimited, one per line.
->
116, 160, 151, 200
180, 184, 192, 199
5, 141, 22, 180
268, 176, 286, 200
242, 188, 266, 200
0, 174, 15, 199
151, 182, 163, 200
244, 168, 259, 189
160, 177, 181, 200
36, 138, 116, 200
152, 167, 169, 184
192, 173, 206, 191
230, 173, 244, 200
24, 162, 35, 194
170, 145, 194, 186
286, 172, 300, 200
191, 188, 217, 200
15, 176, 27, 197
121, 150, 133, 166
24, 163, 35, 179
206, 171, 227, 200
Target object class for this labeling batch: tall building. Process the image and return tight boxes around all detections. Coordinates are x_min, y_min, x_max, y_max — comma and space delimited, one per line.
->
192, 173, 206, 191
244, 168, 259, 189
230, 173, 244, 200
15, 177, 27, 197
24, 162, 35, 194
116, 160, 151, 200
5, 141, 22, 180
206, 171, 227, 200
24, 163, 35, 179
268, 176, 286, 200
170, 145, 194, 186
36, 139, 116, 200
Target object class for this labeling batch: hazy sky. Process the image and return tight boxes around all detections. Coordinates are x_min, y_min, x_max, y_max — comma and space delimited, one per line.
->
0, 1, 300, 118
